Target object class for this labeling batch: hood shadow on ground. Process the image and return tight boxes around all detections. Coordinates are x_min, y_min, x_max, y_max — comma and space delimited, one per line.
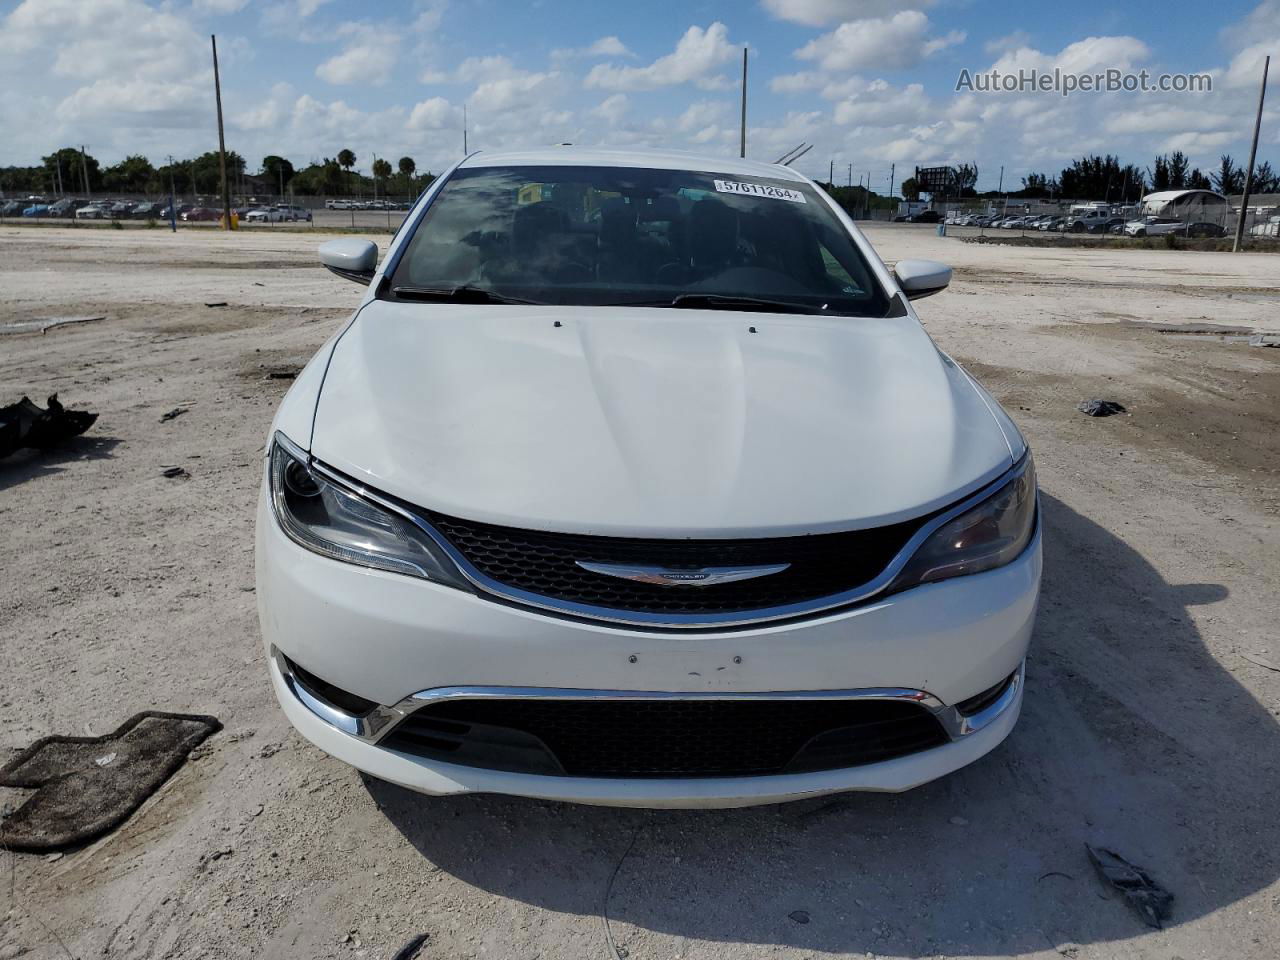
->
367, 492, 1277, 956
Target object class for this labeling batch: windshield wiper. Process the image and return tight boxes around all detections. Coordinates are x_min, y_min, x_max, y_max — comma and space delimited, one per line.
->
612, 294, 821, 315
392, 284, 540, 305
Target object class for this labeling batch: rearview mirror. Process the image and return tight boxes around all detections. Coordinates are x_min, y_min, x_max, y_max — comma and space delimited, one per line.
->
319, 239, 378, 285
893, 259, 952, 300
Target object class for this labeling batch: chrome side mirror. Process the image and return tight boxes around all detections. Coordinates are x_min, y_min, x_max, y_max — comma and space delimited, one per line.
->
319, 239, 378, 285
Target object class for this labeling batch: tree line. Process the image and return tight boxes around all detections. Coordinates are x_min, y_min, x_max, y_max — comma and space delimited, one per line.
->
0, 146, 435, 198
1016, 151, 1278, 202
889, 151, 1279, 205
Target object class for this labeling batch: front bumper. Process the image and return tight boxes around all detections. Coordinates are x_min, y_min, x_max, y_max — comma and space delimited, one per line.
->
256, 487, 1040, 807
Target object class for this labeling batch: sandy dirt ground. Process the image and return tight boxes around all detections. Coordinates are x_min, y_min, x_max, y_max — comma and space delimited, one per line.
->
1, 223, 1278, 960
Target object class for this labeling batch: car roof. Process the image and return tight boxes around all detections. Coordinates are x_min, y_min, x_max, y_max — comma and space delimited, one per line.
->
457, 146, 808, 183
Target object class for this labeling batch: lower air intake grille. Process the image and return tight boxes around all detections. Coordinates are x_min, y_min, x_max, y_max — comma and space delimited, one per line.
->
382, 697, 948, 778
425, 510, 927, 617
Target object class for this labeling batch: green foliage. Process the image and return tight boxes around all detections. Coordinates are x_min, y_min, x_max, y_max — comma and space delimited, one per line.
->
398, 156, 416, 178
261, 155, 296, 191
103, 155, 155, 193
43, 146, 102, 192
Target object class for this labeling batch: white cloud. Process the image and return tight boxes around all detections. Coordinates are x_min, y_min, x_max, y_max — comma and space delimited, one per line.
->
452, 56, 562, 113
1104, 107, 1233, 136
988, 35, 1149, 76
984, 30, 1031, 55
589, 94, 630, 125
587, 36, 632, 57
192, 0, 249, 13
796, 11, 960, 72
585, 23, 737, 91
317, 23, 399, 86
832, 79, 931, 125
760, 0, 932, 27
770, 71, 822, 93
407, 96, 456, 130
676, 100, 729, 132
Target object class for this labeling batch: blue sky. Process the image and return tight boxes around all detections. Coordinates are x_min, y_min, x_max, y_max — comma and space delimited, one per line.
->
1, 0, 1276, 191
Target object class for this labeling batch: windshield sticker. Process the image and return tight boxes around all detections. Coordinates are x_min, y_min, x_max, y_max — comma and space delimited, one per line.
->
713, 179, 807, 204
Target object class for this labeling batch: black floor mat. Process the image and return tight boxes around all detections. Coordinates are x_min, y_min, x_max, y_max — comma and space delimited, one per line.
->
0, 711, 221, 852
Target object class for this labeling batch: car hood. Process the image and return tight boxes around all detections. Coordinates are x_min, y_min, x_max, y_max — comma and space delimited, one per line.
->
310, 302, 1015, 536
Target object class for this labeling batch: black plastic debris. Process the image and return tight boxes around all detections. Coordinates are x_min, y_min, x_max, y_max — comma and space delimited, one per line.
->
204, 301, 228, 308
1077, 399, 1127, 417
0, 711, 221, 852
787, 910, 811, 924
160, 407, 189, 422
390, 933, 431, 960
1086, 844, 1174, 928
161, 466, 188, 479
0, 394, 97, 459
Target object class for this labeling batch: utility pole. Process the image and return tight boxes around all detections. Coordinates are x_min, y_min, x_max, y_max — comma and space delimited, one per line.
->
1234, 54, 1270, 252
373, 153, 378, 202
211, 35, 232, 230
998, 164, 1007, 216
828, 159, 833, 188
55, 155, 63, 196
847, 164, 852, 188
80, 146, 91, 196
463, 104, 468, 155
888, 162, 895, 199
739, 47, 748, 159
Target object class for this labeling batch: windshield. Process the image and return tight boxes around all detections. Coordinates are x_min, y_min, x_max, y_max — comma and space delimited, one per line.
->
388, 165, 891, 316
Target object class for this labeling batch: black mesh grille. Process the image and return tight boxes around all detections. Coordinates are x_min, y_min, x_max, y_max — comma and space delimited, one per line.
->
383, 698, 948, 778
426, 510, 927, 616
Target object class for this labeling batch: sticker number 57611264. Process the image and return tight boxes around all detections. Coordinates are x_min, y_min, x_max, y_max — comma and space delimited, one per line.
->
713, 179, 807, 204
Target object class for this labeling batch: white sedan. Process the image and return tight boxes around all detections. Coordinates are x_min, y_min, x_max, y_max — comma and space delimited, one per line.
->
245, 206, 286, 222
257, 147, 1040, 808
1124, 216, 1183, 237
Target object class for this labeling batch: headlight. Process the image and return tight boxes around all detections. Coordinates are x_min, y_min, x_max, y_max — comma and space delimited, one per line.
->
888, 456, 1037, 592
268, 436, 468, 588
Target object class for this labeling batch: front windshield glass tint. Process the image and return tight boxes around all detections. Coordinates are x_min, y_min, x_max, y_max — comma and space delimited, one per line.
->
390, 165, 891, 316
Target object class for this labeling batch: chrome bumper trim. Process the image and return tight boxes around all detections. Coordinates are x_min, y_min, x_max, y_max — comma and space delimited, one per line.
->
273, 646, 1025, 752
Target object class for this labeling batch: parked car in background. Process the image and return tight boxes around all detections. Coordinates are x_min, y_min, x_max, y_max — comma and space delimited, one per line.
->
245, 206, 286, 222
1039, 217, 1065, 231
182, 207, 221, 222
1179, 222, 1226, 238
261, 148, 1040, 808
906, 210, 941, 223
47, 198, 81, 218
108, 201, 134, 218
157, 203, 193, 220
131, 202, 161, 219
281, 204, 313, 222
1065, 210, 1114, 233
0, 200, 23, 216
76, 201, 112, 220
1090, 217, 1127, 235
22, 203, 51, 217
1125, 216, 1182, 237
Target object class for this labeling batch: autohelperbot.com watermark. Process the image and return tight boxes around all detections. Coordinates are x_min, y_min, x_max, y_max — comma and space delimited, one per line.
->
956, 67, 1212, 97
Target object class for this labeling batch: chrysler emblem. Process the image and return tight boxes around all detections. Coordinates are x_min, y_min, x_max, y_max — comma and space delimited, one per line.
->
575, 561, 790, 587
